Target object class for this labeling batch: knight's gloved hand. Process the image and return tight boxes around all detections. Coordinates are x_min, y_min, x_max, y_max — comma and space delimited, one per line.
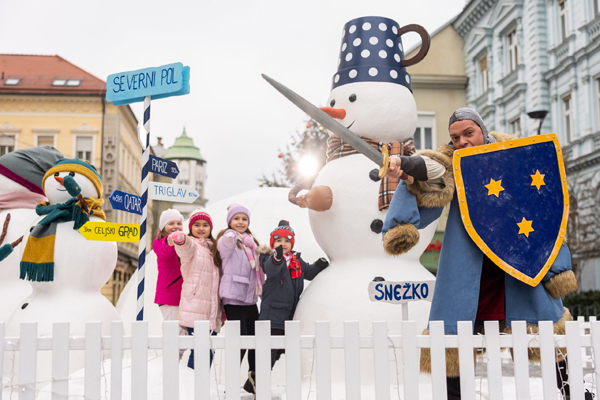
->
315, 257, 329, 269
62, 175, 82, 198
274, 245, 284, 261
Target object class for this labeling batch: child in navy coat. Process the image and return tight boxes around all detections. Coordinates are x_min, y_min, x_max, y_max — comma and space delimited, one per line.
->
257, 220, 329, 371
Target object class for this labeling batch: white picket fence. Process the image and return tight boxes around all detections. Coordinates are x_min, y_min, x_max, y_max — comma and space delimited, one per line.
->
1, 318, 599, 400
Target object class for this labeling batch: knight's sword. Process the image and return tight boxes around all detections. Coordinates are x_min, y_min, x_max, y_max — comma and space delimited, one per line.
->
261, 74, 390, 178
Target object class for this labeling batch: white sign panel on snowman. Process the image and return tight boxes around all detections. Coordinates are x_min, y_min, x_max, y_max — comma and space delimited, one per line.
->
368, 280, 435, 304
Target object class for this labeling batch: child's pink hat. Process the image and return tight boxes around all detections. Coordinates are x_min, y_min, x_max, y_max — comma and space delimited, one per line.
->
189, 207, 213, 232
226, 203, 250, 225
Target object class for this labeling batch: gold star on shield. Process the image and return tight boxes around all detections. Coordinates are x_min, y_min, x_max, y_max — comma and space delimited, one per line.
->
530, 170, 545, 190
517, 217, 534, 237
485, 178, 505, 197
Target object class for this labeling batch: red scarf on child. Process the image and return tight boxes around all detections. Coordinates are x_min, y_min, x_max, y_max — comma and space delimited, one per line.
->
284, 252, 302, 279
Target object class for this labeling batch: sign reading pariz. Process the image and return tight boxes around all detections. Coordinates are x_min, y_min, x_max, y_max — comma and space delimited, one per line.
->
106, 62, 191, 106
79, 221, 140, 243
149, 155, 179, 179
149, 182, 199, 203
368, 280, 435, 304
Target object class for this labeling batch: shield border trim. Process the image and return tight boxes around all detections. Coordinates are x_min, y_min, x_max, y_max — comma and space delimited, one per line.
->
453, 133, 569, 287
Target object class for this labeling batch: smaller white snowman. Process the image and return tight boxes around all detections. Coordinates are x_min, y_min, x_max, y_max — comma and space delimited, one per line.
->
0, 146, 64, 323
4, 158, 120, 386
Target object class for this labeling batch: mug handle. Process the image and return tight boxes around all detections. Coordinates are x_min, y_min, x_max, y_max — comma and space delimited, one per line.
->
398, 24, 431, 67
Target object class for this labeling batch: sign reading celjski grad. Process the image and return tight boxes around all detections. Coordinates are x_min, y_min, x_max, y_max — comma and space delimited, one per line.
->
453, 133, 569, 287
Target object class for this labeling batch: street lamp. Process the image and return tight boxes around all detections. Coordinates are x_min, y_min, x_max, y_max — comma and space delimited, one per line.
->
527, 110, 549, 135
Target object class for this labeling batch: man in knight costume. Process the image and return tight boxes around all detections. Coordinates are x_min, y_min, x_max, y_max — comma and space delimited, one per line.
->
383, 107, 579, 399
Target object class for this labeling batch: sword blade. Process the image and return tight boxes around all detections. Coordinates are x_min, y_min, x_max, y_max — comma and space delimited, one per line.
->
262, 74, 384, 167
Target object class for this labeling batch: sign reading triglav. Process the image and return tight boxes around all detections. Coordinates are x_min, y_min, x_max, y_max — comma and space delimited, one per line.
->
148, 182, 199, 203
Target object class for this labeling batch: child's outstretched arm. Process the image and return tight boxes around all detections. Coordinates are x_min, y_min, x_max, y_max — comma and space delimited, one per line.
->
169, 231, 196, 263
301, 256, 329, 281
217, 229, 237, 257
153, 230, 176, 259
259, 245, 286, 278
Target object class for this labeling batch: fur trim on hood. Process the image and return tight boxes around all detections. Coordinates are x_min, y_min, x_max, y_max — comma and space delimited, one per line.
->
256, 244, 273, 255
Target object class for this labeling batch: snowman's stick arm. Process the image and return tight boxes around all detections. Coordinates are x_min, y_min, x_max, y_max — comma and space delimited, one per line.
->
11, 236, 23, 248
0, 213, 10, 245
77, 194, 90, 214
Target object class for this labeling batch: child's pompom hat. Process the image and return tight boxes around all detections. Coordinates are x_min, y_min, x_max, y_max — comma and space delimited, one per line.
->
159, 209, 184, 231
269, 220, 295, 249
226, 203, 250, 225
189, 207, 213, 232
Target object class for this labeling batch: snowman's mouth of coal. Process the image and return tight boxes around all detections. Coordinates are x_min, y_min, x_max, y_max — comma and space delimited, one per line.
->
56, 188, 67, 192
346, 121, 355, 129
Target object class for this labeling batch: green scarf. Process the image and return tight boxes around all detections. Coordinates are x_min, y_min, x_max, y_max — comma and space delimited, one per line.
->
20, 198, 105, 282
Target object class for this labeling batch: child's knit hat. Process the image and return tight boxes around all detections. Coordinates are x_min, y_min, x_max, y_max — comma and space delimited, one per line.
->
189, 207, 213, 232
0, 146, 64, 195
159, 209, 184, 230
270, 220, 295, 249
42, 158, 103, 198
226, 203, 250, 225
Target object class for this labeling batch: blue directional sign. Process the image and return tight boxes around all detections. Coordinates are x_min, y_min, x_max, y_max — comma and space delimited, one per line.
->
149, 155, 179, 179
109, 190, 143, 215
106, 62, 190, 106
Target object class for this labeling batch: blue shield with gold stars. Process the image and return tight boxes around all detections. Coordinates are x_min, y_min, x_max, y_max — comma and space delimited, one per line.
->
453, 133, 569, 287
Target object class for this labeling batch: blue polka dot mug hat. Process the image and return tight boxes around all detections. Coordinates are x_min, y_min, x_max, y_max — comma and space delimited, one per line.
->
332, 17, 430, 92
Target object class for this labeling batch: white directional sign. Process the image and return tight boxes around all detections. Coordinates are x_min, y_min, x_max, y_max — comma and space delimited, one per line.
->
148, 182, 199, 203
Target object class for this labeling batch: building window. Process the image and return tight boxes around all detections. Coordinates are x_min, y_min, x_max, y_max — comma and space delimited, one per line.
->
75, 136, 93, 161
510, 118, 521, 137
559, 0, 568, 42
563, 95, 573, 143
479, 53, 489, 94
507, 28, 519, 73
0, 135, 15, 156
195, 181, 203, 195
595, 0, 600, 16
414, 113, 436, 151
36, 135, 55, 147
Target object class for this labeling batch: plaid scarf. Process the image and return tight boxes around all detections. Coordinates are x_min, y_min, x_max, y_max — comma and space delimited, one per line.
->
284, 252, 302, 279
326, 135, 415, 210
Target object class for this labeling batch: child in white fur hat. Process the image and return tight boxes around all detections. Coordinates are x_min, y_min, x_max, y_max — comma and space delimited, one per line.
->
153, 209, 186, 347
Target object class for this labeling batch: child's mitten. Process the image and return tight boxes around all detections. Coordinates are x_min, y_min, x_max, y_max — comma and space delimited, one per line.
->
315, 257, 329, 269
170, 231, 187, 245
274, 245, 284, 261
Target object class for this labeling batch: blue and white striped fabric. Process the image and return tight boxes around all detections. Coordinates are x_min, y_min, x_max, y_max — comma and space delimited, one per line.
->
137, 96, 151, 321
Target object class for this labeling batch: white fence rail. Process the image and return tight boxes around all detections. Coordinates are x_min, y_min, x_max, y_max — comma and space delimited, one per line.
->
1, 318, 598, 400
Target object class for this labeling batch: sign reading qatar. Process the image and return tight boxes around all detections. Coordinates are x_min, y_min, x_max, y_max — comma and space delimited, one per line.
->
106, 62, 190, 105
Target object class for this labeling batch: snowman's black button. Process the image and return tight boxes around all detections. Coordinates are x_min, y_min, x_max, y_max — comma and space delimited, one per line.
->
370, 219, 383, 234
372, 276, 385, 282
369, 169, 382, 182
21, 303, 28, 309
29, 226, 34, 232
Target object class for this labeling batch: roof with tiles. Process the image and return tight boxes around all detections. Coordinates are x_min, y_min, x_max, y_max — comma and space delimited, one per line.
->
0, 54, 106, 95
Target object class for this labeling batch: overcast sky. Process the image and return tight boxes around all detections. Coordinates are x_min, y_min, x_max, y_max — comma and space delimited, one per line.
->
0, 0, 465, 204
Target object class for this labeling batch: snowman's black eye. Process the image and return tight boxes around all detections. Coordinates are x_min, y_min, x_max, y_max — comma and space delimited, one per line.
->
330, 99, 335, 107
54, 172, 59, 177
349, 94, 357, 102
69, 172, 75, 177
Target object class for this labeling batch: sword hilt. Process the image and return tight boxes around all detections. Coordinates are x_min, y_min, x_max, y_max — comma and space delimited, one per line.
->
378, 146, 390, 179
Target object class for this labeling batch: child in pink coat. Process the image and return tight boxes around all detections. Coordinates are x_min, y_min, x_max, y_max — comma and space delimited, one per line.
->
153, 209, 185, 324
169, 207, 222, 369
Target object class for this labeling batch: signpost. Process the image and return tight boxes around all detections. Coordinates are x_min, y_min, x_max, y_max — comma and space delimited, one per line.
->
79, 222, 140, 243
368, 280, 435, 321
148, 182, 199, 203
105, 62, 190, 321
149, 154, 179, 179
109, 190, 143, 215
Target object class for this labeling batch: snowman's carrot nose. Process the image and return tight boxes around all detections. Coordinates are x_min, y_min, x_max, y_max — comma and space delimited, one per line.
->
54, 176, 64, 185
320, 107, 346, 120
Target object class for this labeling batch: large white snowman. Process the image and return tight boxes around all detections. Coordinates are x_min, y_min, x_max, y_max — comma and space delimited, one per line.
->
0, 146, 64, 323
4, 158, 120, 387
290, 16, 435, 385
